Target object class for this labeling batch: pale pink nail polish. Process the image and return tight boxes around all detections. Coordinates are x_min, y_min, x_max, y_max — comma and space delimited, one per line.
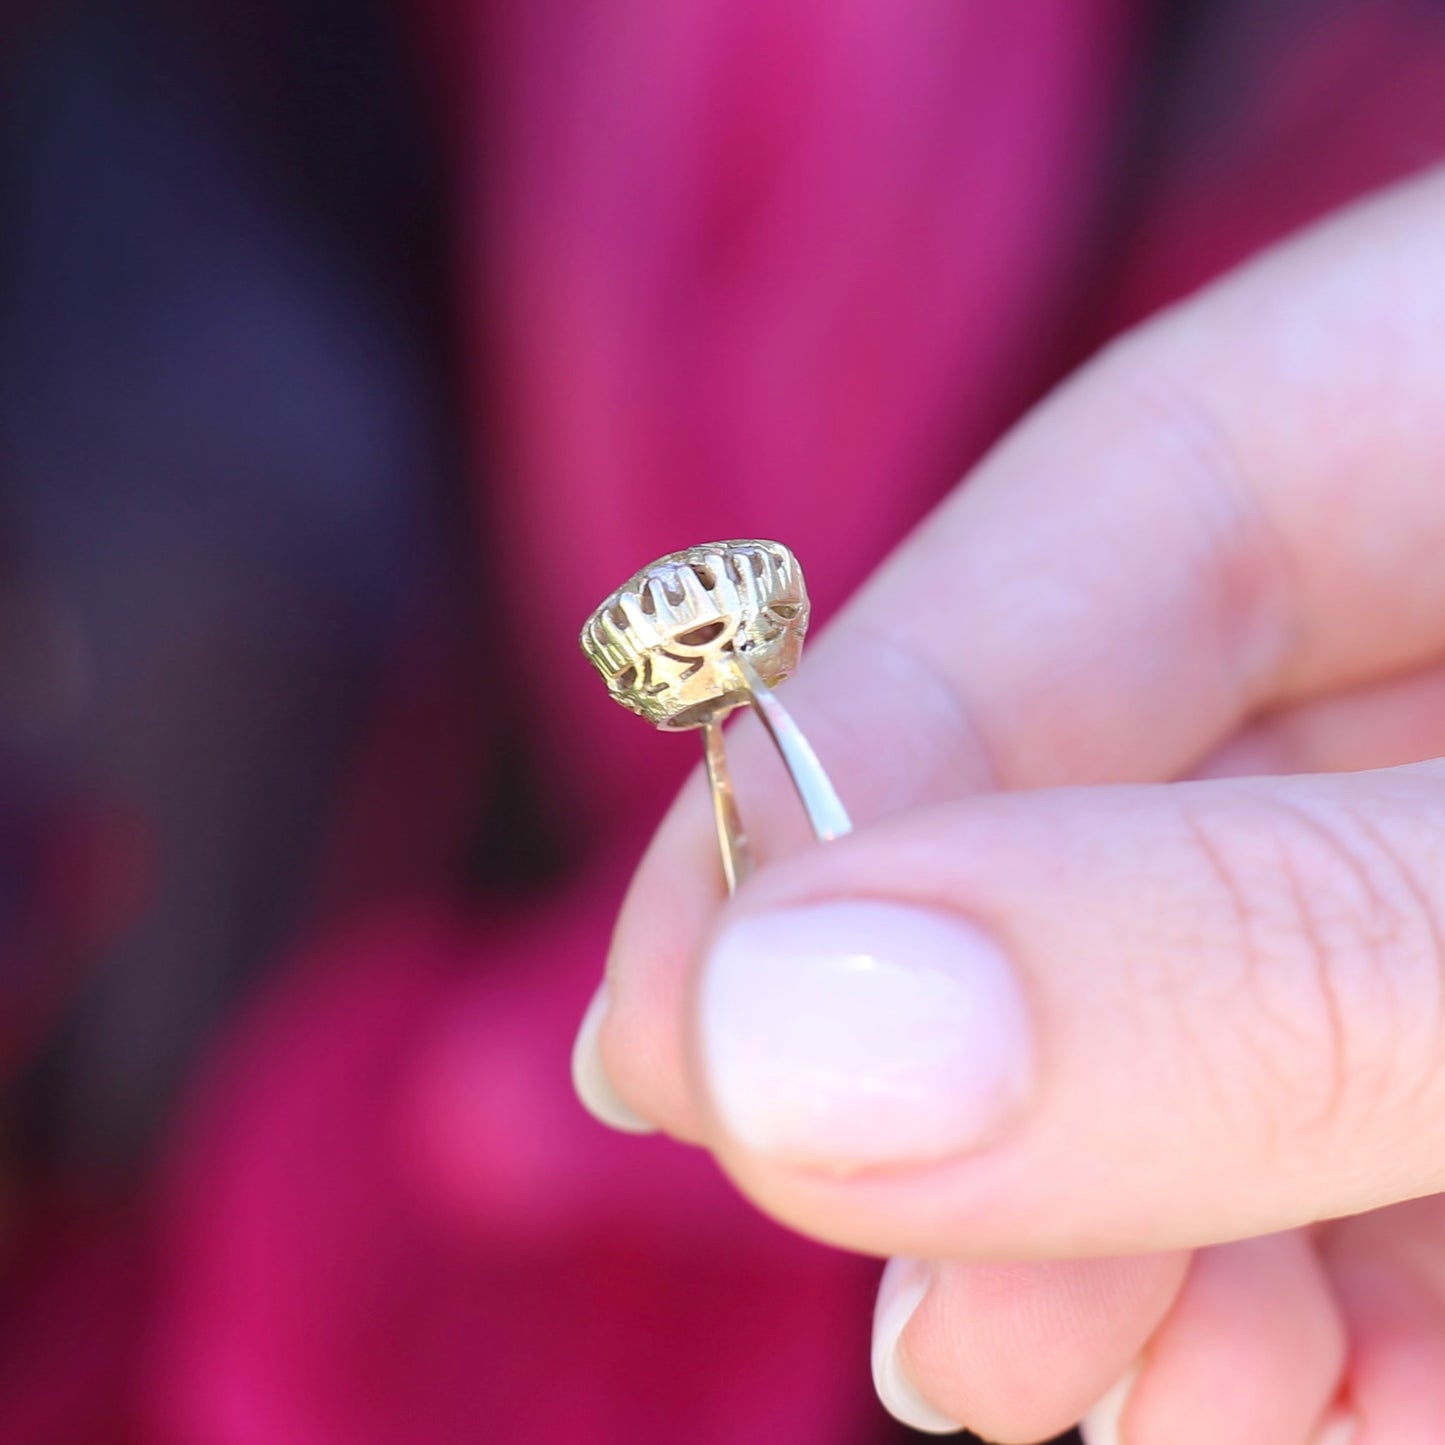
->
571, 983, 656, 1135
698, 901, 1033, 1170
1079, 1365, 1139, 1445
871, 1257, 962, 1434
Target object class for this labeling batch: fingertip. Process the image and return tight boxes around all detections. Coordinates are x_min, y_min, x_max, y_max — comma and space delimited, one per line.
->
1125, 1234, 1345, 1445
871, 1257, 964, 1435
571, 982, 657, 1135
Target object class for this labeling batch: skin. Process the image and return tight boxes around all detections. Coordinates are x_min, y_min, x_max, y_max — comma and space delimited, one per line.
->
588, 165, 1445, 1442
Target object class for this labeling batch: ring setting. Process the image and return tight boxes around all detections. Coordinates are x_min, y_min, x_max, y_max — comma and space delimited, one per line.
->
581, 540, 850, 890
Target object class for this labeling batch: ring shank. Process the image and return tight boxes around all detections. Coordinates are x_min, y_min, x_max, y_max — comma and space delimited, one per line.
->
703, 718, 750, 893
699, 651, 851, 894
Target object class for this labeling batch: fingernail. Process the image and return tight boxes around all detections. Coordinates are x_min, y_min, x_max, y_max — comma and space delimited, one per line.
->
698, 901, 1032, 1169
871, 1257, 962, 1435
1310, 1410, 1359, 1445
1079, 1364, 1140, 1445
571, 983, 656, 1134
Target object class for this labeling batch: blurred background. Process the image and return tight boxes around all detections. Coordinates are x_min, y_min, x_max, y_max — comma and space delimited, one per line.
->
1, 1, 1443, 1441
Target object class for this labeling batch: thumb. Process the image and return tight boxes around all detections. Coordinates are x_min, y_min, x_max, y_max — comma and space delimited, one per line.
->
684, 759, 1445, 1259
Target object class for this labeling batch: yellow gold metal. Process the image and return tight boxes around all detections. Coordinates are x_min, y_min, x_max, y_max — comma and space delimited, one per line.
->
581, 540, 851, 892
702, 716, 749, 892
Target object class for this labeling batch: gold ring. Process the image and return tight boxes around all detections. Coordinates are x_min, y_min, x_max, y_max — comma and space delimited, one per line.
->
580, 540, 851, 891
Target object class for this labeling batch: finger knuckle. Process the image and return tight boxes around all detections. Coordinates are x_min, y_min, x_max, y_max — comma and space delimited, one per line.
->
1175, 783, 1445, 1156
1096, 338, 1299, 693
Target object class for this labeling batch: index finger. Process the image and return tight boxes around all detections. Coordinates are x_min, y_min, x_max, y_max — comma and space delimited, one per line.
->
597, 164, 1445, 1139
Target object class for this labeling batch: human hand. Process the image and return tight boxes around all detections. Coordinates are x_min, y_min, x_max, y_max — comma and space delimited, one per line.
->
573, 166, 1445, 1443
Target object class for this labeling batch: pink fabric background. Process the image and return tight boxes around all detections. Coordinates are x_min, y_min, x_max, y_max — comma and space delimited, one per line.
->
5, 3, 1445, 1441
